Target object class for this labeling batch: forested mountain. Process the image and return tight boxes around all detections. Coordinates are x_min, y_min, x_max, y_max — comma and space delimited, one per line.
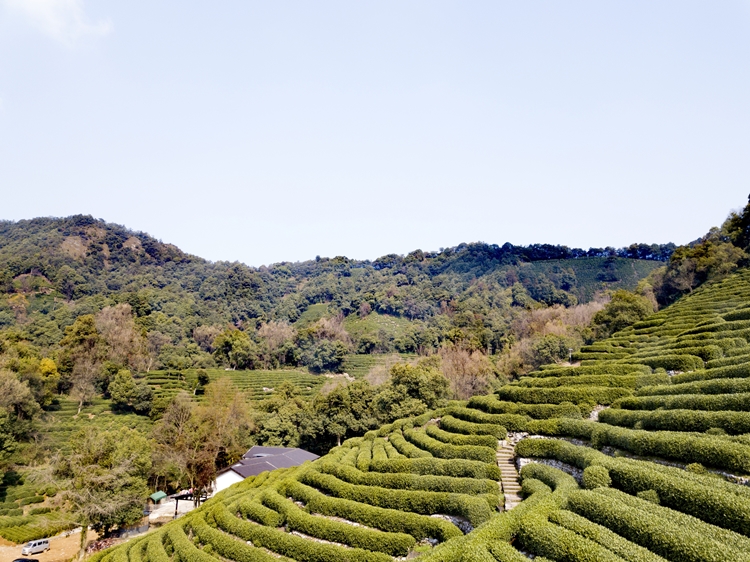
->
0, 215, 668, 372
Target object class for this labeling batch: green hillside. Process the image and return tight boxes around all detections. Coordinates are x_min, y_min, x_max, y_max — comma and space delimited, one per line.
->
95, 265, 750, 561
0, 216, 665, 372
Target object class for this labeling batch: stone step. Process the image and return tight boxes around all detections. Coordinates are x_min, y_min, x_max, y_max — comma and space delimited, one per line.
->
497, 443, 521, 512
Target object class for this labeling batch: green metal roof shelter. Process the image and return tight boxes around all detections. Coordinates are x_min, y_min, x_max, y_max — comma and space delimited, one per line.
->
149, 491, 168, 503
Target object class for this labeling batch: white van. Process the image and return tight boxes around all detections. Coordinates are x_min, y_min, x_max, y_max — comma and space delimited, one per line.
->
21, 538, 49, 555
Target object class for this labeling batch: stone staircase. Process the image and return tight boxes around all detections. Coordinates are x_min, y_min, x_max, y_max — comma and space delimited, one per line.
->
497, 440, 522, 511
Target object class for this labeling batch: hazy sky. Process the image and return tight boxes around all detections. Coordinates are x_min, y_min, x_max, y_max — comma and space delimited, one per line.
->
1, 2, 749, 266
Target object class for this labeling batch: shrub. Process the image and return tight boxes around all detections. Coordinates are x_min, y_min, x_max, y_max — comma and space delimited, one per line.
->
426, 424, 497, 448
166, 523, 215, 562
439, 415, 506, 439
525, 418, 594, 439
519, 417, 750, 474
582, 466, 611, 489
636, 490, 660, 504
18, 496, 44, 506
599, 408, 750, 435
519, 463, 578, 493
594, 488, 750, 552
0, 508, 22, 517
369, 457, 502, 480
467, 396, 582, 419
521, 478, 551, 497
496, 385, 631, 405
515, 437, 750, 536
388, 430, 432, 458
637, 354, 704, 372
299, 468, 494, 526
28, 507, 52, 515
635, 372, 670, 389
213, 503, 393, 562
589, 424, 750, 473
383, 440, 402, 459
548, 509, 665, 562
318, 460, 499, 496
707, 352, 750, 368
679, 319, 750, 336
685, 463, 708, 474
518, 513, 623, 562
618, 392, 750, 412
447, 407, 532, 431
237, 498, 284, 527
192, 516, 278, 562
529, 364, 651, 378
262, 488, 416, 556
634, 345, 722, 362
145, 533, 170, 562
672, 363, 750, 384
513, 374, 639, 389
403, 429, 496, 463
286, 481, 463, 542
638, 376, 750, 397
566, 490, 746, 562
371, 440, 388, 463
357, 440, 372, 472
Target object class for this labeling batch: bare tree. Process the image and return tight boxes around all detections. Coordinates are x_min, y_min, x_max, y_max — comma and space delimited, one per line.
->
95, 304, 151, 371
258, 320, 296, 367
193, 325, 224, 353
70, 358, 98, 415
358, 301, 372, 318
439, 345, 494, 400
314, 314, 351, 344
258, 320, 295, 351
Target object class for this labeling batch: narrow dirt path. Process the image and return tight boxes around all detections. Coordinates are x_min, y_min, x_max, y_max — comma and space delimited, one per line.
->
497, 440, 522, 511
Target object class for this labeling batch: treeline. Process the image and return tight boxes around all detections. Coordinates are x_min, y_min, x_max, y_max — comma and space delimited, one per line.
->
644, 195, 750, 305
0, 216, 665, 375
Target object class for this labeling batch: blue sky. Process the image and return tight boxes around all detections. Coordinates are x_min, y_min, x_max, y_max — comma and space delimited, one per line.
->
1, 1, 749, 266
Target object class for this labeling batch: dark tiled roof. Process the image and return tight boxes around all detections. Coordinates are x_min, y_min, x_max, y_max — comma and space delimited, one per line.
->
225, 446, 319, 478
230, 461, 277, 478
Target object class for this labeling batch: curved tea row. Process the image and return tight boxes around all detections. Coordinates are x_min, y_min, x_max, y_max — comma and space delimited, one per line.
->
95, 269, 750, 561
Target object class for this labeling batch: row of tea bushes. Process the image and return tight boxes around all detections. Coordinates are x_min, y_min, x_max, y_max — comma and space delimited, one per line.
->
566, 489, 750, 562
637, 376, 750, 396
317, 459, 499, 495
467, 396, 583, 419
286, 480, 463, 542
616, 392, 750, 411
599, 407, 750, 435
515, 438, 750, 536
496, 385, 631, 405
261, 488, 416, 556
300, 467, 495, 526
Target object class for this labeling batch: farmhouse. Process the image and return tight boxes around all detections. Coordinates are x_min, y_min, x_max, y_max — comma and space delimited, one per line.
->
213, 445, 319, 493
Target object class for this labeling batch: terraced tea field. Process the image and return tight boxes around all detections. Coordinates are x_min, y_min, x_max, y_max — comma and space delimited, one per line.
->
147, 369, 327, 404
341, 353, 417, 379
0, 472, 75, 545
40, 397, 152, 454
92, 267, 750, 561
